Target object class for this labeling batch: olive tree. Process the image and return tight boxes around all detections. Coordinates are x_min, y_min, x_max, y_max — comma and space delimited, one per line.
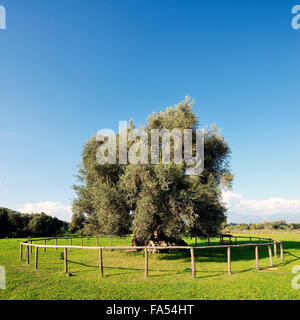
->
72, 97, 232, 244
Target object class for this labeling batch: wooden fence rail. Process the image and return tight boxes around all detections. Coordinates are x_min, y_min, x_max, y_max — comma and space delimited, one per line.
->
20, 235, 284, 279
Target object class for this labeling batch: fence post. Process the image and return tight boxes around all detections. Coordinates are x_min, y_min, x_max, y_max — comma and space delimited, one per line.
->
26, 246, 30, 265
81, 238, 83, 247
44, 240, 46, 253
145, 249, 149, 278
190, 248, 196, 278
273, 242, 277, 258
255, 245, 259, 271
99, 248, 103, 277
227, 247, 231, 275
268, 244, 273, 267
55, 238, 57, 250
64, 248, 68, 273
70, 238, 72, 246
109, 237, 112, 251
280, 243, 284, 262
97, 237, 99, 247
35, 247, 39, 270
20, 244, 23, 261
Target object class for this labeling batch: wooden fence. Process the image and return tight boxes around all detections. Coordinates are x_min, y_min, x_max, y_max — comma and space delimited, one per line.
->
20, 235, 284, 279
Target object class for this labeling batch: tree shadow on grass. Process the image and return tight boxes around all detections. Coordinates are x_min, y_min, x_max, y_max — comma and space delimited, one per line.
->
63, 256, 256, 279
93, 266, 255, 279
103, 267, 183, 278
156, 240, 300, 265
55, 240, 300, 278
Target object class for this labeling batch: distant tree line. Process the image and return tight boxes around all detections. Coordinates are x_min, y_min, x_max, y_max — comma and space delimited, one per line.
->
224, 221, 300, 232
0, 207, 69, 238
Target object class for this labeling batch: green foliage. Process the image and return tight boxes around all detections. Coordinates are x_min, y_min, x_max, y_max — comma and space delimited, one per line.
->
0, 208, 68, 238
72, 97, 232, 242
28, 213, 66, 237
290, 223, 300, 230
0, 208, 9, 237
224, 221, 300, 232
69, 212, 86, 234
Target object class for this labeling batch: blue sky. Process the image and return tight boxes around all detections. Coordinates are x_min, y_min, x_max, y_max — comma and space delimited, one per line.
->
0, 0, 299, 222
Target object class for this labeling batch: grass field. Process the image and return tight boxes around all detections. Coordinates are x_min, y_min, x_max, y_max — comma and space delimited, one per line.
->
0, 233, 299, 300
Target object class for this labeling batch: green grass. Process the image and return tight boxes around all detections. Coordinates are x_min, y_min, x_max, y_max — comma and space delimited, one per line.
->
0, 233, 300, 300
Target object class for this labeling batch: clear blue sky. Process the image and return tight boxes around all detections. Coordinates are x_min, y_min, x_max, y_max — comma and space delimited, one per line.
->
0, 0, 299, 222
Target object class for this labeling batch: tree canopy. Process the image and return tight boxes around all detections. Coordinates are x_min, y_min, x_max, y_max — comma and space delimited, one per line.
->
71, 97, 233, 245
